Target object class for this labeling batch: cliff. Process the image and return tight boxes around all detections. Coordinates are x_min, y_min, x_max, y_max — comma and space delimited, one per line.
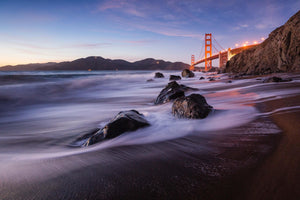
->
225, 11, 300, 74
0, 57, 189, 71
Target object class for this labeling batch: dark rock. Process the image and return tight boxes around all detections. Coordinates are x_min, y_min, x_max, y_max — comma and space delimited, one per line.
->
226, 11, 300, 74
227, 80, 232, 83
199, 77, 205, 80
154, 81, 198, 105
181, 69, 195, 78
154, 72, 164, 78
74, 110, 150, 147
172, 94, 213, 119
263, 76, 293, 83
169, 75, 181, 81
147, 79, 154, 82
209, 78, 215, 81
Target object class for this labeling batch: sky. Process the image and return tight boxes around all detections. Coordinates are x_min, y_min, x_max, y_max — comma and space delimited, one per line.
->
0, 0, 299, 66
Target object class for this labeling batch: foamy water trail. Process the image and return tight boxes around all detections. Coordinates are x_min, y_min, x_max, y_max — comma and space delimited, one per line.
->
0, 71, 298, 163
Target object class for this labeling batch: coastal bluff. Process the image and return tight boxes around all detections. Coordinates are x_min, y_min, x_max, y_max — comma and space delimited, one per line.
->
226, 11, 300, 75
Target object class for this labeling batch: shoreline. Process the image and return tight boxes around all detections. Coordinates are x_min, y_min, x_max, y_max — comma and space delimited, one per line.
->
0, 72, 299, 200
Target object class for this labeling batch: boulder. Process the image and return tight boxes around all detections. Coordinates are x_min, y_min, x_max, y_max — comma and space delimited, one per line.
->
147, 79, 154, 82
154, 81, 198, 105
263, 76, 293, 83
209, 78, 215, 81
225, 11, 300, 74
154, 72, 164, 78
181, 69, 195, 78
73, 110, 150, 147
172, 94, 213, 119
169, 75, 181, 81
199, 77, 205, 80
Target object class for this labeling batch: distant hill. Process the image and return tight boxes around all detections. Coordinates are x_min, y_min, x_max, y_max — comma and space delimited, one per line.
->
0, 57, 189, 71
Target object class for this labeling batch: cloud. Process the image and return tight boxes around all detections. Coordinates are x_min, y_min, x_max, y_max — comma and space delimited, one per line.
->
11, 41, 112, 50
97, 0, 146, 17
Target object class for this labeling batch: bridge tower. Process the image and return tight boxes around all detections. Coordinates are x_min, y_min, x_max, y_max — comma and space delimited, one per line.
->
190, 55, 195, 71
205, 33, 212, 71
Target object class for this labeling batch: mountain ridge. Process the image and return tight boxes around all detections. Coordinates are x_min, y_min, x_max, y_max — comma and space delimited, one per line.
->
0, 56, 189, 71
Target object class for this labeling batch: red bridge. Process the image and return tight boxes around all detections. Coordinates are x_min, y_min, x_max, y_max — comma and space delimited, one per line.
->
190, 33, 260, 71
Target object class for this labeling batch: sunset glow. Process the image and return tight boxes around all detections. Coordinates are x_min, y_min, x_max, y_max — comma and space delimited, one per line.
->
0, 0, 298, 66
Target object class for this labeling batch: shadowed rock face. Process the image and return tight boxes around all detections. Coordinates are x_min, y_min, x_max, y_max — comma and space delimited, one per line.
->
172, 94, 213, 119
169, 75, 181, 81
155, 72, 164, 78
181, 69, 195, 78
226, 11, 300, 75
73, 110, 150, 147
154, 81, 198, 105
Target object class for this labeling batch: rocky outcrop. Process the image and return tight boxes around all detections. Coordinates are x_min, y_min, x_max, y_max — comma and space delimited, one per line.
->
226, 11, 300, 74
181, 69, 195, 78
155, 72, 164, 78
263, 76, 292, 83
169, 75, 181, 81
154, 81, 198, 105
172, 94, 213, 119
73, 110, 150, 147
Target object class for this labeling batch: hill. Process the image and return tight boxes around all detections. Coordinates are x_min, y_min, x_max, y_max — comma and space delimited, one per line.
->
0, 57, 189, 71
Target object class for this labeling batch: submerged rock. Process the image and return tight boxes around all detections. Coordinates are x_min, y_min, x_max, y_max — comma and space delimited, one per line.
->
263, 76, 293, 83
73, 110, 150, 147
199, 77, 205, 80
147, 79, 154, 82
169, 75, 181, 81
154, 72, 164, 78
172, 94, 213, 119
154, 81, 198, 105
181, 69, 195, 78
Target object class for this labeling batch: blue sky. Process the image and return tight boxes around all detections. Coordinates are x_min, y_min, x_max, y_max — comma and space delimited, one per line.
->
0, 0, 299, 66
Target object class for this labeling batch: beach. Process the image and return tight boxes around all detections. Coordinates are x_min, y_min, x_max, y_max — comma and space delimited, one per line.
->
0, 71, 299, 200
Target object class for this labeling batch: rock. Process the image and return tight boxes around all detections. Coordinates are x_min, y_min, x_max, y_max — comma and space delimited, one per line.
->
263, 76, 293, 83
225, 11, 300, 74
169, 75, 181, 81
154, 72, 164, 78
181, 69, 195, 78
172, 94, 213, 119
209, 78, 215, 81
227, 80, 232, 83
154, 81, 198, 105
199, 77, 205, 80
74, 110, 150, 147
147, 79, 154, 82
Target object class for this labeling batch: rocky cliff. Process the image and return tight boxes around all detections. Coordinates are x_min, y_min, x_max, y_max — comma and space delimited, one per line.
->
226, 11, 300, 74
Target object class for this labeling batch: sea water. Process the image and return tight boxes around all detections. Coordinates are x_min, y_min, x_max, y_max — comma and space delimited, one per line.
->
1, 70, 298, 185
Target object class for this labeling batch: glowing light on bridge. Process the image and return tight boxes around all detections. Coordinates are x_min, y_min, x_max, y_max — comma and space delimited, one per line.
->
261, 37, 265, 41
253, 41, 258, 44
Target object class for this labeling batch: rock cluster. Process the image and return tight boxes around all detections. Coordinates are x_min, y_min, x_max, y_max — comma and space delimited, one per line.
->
225, 11, 300, 74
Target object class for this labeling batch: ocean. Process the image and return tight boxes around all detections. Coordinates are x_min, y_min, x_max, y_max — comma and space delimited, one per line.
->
0, 70, 298, 199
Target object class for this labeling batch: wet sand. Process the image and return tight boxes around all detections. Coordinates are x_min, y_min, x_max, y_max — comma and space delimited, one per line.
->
240, 94, 300, 200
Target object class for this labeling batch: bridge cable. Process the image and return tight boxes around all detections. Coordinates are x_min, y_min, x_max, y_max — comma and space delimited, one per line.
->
212, 45, 219, 55
212, 36, 225, 51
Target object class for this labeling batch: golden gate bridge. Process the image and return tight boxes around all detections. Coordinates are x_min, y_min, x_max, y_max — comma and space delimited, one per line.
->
190, 33, 261, 71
